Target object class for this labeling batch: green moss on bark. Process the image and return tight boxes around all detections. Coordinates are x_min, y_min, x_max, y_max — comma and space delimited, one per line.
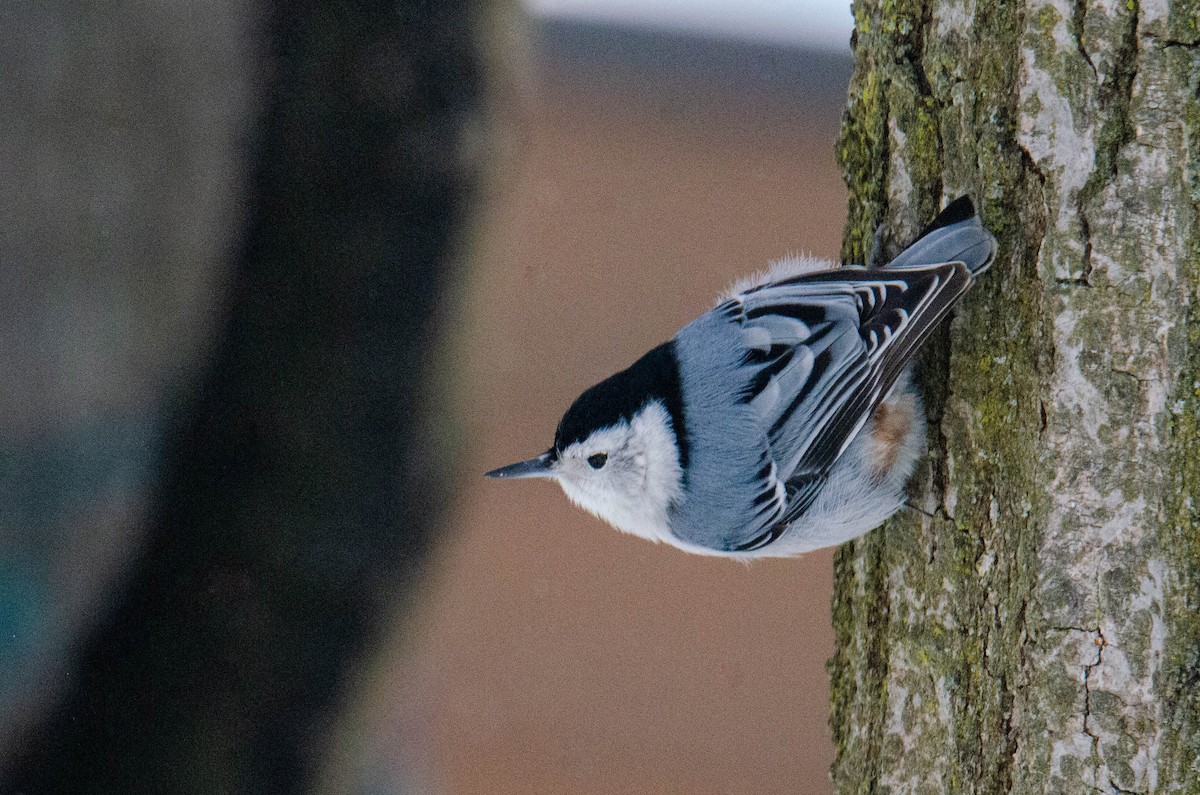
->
831, 0, 1200, 791
1158, 42, 1200, 792
832, 0, 1053, 788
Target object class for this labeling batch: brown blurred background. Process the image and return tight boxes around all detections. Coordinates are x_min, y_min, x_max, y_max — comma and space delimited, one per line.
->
379, 21, 852, 794
0, 7, 852, 791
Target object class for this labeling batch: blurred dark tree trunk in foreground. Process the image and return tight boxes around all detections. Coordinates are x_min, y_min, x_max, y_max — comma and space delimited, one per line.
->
830, 0, 1200, 791
4, 0, 489, 790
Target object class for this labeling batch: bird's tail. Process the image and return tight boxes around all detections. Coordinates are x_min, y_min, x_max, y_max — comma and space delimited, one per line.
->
885, 196, 997, 276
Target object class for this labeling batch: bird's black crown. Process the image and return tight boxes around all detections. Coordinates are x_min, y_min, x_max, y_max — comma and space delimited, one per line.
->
553, 341, 690, 470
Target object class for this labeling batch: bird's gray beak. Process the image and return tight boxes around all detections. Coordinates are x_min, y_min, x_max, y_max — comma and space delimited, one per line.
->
485, 451, 556, 480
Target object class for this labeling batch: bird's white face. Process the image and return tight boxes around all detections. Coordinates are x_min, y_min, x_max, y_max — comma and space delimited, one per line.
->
552, 401, 684, 545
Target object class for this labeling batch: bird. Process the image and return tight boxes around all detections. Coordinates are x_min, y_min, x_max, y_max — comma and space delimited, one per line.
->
486, 196, 997, 558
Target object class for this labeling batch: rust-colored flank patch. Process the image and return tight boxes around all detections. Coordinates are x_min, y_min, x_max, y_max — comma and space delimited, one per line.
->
870, 396, 914, 480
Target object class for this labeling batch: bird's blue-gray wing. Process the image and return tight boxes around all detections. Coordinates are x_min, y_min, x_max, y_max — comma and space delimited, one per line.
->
672, 198, 996, 552
733, 262, 973, 530
664, 260, 975, 554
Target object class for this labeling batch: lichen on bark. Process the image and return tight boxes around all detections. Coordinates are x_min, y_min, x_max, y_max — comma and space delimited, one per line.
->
831, 0, 1200, 791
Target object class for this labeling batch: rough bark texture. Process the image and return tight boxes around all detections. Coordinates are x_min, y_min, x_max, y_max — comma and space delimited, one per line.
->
831, 0, 1200, 791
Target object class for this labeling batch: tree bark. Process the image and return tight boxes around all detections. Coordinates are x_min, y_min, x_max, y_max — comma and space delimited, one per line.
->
831, 0, 1200, 791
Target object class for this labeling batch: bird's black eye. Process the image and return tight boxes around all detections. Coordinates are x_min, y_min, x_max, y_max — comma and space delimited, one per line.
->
587, 453, 608, 470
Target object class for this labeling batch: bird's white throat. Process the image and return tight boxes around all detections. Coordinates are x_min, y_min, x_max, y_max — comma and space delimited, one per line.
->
555, 400, 684, 545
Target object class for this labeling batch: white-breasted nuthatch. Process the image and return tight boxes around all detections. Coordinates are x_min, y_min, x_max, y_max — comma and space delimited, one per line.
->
487, 197, 997, 558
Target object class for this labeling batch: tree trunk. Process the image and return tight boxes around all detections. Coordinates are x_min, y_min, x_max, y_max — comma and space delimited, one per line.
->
2, 1, 489, 791
831, 0, 1200, 791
